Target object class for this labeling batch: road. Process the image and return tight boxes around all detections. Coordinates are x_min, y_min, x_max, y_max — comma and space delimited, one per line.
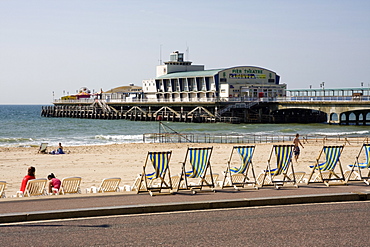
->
0, 201, 369, 246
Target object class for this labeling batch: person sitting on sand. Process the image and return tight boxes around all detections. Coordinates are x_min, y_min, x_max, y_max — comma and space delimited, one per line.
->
50, 143, 65, 154
56, 143, 65, 154
19, 166, 36, 193
47, 173, 61, 194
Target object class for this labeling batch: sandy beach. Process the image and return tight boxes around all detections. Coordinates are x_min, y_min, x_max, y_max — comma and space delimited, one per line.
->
0, 138, 366, 196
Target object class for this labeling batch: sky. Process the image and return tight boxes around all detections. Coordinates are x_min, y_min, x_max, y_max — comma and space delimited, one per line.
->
1, 0, 369, 104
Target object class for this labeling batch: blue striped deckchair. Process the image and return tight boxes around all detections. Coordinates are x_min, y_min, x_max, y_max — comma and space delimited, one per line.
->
346, 144, 370, 185
137, 151, 173, 195
307, 145, 345, 186
178, 147, 215, 193
221, 146, 258, 190
260, 145, 297, 189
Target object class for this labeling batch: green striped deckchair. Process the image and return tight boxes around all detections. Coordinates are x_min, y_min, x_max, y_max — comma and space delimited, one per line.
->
346, 144, 370, 185
307, 145, 345, 186
179, 147, 215, 193
260, 145, 297, 189
137, 151, 173, 195
221, 146, 258, 190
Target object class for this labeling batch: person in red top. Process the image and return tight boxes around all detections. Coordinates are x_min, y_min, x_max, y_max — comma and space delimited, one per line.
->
47, 173, 61, 194
20, 166, 36, 192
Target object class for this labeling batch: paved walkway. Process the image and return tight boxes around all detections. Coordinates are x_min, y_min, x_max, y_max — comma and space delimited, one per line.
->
1, 182, 369, 223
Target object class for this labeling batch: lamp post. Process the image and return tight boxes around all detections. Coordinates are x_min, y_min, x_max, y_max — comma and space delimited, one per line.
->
320, 82, 325, 97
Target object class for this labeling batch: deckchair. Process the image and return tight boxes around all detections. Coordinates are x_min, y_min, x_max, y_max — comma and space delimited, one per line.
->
221, 146, 258, 190
260, 145, 297, 189
137, 151, 173, 195
345, 144, 370, 185
0, 181, 6, 198
87, 177, 122, 193
38, 142, 48, 153
307, 145, 345, 186
59, 177, 82, 195
178, 147, 215, 194
131, 176, 146, 191
17, 178, 48, 197
97, 177, 121, 193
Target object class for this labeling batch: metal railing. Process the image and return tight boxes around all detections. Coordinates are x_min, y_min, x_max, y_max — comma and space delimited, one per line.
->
143, 133, 368, 144
53, 96, 370, 104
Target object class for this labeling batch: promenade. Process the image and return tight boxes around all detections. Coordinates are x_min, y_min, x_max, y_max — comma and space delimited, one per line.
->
1, 181, 369, 224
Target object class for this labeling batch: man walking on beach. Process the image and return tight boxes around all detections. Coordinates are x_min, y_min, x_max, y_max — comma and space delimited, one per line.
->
293, 133, 304, 161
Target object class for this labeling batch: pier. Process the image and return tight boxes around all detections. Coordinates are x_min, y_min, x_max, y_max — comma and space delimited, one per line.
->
42, 50, 370, 125
42, 87, 370, 125
41, 103, 242, 123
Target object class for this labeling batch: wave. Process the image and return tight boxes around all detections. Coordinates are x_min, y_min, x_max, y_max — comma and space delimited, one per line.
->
0, 134, 144, 147
0, 137, 34, 143
94, 134, 143, 142
279, 128, 299, 133
313, 130, 370, 136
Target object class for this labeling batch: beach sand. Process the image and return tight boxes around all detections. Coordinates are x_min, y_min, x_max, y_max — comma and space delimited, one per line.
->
0, 139, 365, 196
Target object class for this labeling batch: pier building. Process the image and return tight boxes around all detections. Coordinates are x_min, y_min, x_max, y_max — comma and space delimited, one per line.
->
142, 51, 286, 102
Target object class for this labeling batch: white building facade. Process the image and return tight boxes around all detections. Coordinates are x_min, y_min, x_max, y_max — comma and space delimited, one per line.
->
142, 51, 286, 102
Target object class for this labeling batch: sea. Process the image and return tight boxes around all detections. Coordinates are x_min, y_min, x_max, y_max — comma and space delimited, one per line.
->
0, 105, 369, 147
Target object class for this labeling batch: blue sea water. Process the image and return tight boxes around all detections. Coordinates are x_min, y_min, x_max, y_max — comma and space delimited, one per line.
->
0, 105, 369, 147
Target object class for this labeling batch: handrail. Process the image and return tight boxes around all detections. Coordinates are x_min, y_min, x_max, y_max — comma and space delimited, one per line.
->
143, 133, 368, 144
53, 96, 370, 104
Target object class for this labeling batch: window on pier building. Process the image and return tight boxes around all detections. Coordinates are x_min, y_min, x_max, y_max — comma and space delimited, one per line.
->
183, 79, 188, 91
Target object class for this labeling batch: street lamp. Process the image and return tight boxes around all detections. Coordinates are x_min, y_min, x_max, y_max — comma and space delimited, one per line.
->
320, 82, 325, 97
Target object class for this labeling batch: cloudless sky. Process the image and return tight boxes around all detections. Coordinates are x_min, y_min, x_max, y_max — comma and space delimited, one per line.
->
1, 0, 369, 104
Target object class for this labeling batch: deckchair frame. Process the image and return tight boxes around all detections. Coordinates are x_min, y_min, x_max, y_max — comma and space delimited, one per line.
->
19, 178, 48, 197
178, 147, 215, 193
307, 145, 345, 186
38, 142, 48, 154
59, 176, 82, 194
260, 145, 297, 189
137, 151, 173, 195
0, 181, 6, 198
97, 177, 121, 193
346, 143, 370, 185
221, 145, 258, 190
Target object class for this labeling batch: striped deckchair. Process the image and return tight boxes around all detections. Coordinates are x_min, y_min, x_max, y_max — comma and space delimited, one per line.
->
178, 147, 215, 193
346, 144, 370, 185
307, 145, 345, 186
260, 145, 297, 189
137, 151, 172, 195
221, 146, 258, 190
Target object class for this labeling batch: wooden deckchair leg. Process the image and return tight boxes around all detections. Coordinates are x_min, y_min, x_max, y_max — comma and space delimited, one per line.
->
307, 164, 318, 184
221, 167, 230, 189
338, 161, 346, 185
